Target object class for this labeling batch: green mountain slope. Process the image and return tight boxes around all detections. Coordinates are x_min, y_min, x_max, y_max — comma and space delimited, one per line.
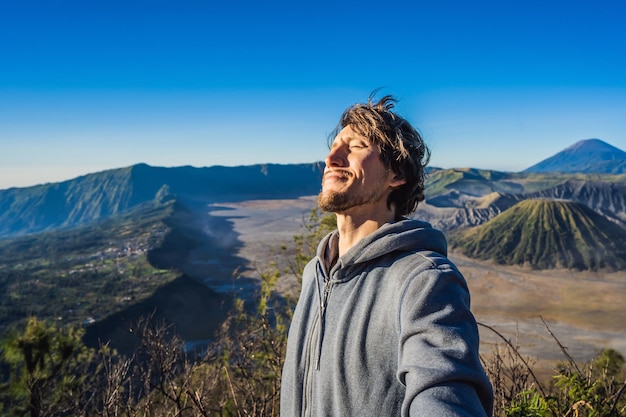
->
425, 168, 524, 197
0, 201, 174, 332
0, 197, 245, 342
450, 199, 626, 270
0, 162, 322, 238
424, 168, 626, 200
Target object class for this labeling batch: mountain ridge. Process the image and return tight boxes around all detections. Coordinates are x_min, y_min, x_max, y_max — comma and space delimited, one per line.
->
0, 162, 322, 238
3, 138, 626, 247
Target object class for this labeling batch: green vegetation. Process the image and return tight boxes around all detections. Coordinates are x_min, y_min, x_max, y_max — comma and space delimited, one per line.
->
451, 199, 626, 270
3, 315, 626, 416
425, 168, 521, 197
0, 201, 180, 334
282, 208, 337, 284
0, 317, 103, 416
0, 207, 334, 416
482, 320, 626, 417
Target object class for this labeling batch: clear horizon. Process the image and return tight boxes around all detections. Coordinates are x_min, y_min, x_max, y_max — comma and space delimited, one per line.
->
0, 136, 621, 191
1, 0, 625, 190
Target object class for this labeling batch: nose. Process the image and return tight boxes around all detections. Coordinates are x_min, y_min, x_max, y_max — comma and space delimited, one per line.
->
325, 144, 347, 167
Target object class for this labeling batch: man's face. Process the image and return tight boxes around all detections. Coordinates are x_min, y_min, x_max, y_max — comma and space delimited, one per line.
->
318, 125, 404, 214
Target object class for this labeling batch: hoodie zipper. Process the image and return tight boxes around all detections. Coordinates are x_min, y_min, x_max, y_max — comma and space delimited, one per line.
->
316, 276, 333, 369
303, 314, 319, 417
303, 260, 334, 416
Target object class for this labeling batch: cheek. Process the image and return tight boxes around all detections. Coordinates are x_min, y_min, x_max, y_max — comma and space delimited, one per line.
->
360, 154, 387, 175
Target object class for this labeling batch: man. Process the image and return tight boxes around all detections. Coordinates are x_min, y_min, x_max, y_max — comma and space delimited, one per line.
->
280, 94, 493, 416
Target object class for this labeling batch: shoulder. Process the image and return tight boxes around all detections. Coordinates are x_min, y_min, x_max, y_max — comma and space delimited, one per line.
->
385, 249, 460, 279
388, 250, 470, 307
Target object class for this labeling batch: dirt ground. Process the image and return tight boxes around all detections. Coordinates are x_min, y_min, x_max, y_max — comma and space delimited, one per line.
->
208, 198, 626, 379
452, 252, 626, 378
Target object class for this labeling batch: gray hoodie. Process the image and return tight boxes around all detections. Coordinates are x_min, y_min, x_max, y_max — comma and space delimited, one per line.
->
280, 219, 493, 416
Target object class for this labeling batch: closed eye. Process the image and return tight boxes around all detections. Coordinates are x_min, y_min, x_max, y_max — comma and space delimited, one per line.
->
349, 141, 368, 150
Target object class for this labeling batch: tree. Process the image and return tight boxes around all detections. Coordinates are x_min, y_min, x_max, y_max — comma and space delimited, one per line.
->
1, 317, 101, 417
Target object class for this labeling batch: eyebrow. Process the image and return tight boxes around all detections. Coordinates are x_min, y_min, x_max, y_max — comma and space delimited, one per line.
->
334, 134, 369, 144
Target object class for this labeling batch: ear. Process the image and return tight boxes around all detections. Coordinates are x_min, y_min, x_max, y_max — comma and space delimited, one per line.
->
389, 172, 406, 189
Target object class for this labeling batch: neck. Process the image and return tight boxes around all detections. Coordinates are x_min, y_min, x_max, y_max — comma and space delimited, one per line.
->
335, 206, 396, 257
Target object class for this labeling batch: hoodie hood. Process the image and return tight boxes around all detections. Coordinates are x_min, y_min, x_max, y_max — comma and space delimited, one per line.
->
317, 218, 447, 277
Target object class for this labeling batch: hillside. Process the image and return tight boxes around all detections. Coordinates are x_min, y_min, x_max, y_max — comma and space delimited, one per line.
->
0, 162, 322, 238
425, 167, 524, 197
0, 199, 240, 341
526, 179, 626, 222
524, 138, 626, 174
417, 169, 626, 232
450, 199, 626, 270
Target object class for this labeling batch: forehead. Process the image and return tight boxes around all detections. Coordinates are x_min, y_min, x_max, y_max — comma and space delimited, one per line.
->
333, 125, 370, 143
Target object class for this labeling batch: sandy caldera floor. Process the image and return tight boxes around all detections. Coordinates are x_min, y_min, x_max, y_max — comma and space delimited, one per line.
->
209, 198, 626, 379
452, 252, 626, 377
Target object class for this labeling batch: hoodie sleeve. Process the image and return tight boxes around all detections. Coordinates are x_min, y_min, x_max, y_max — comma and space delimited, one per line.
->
396, 257, 494, 417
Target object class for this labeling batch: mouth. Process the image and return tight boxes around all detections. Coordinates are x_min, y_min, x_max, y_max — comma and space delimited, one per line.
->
322, 170, 352, 190
324, 170, 351, 181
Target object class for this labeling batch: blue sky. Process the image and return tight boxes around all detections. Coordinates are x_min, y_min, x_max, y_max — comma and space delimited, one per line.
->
1, 0, 625, 189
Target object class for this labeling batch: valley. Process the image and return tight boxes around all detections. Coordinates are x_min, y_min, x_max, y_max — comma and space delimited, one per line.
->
3, 151, 626, 383
2, 190, 623, 378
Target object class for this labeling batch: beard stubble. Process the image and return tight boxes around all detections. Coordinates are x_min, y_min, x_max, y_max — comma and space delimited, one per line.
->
317, 181, 389, 213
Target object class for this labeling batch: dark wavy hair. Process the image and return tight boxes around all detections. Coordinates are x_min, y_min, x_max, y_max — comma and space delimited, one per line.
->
330, 93, 430, 218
